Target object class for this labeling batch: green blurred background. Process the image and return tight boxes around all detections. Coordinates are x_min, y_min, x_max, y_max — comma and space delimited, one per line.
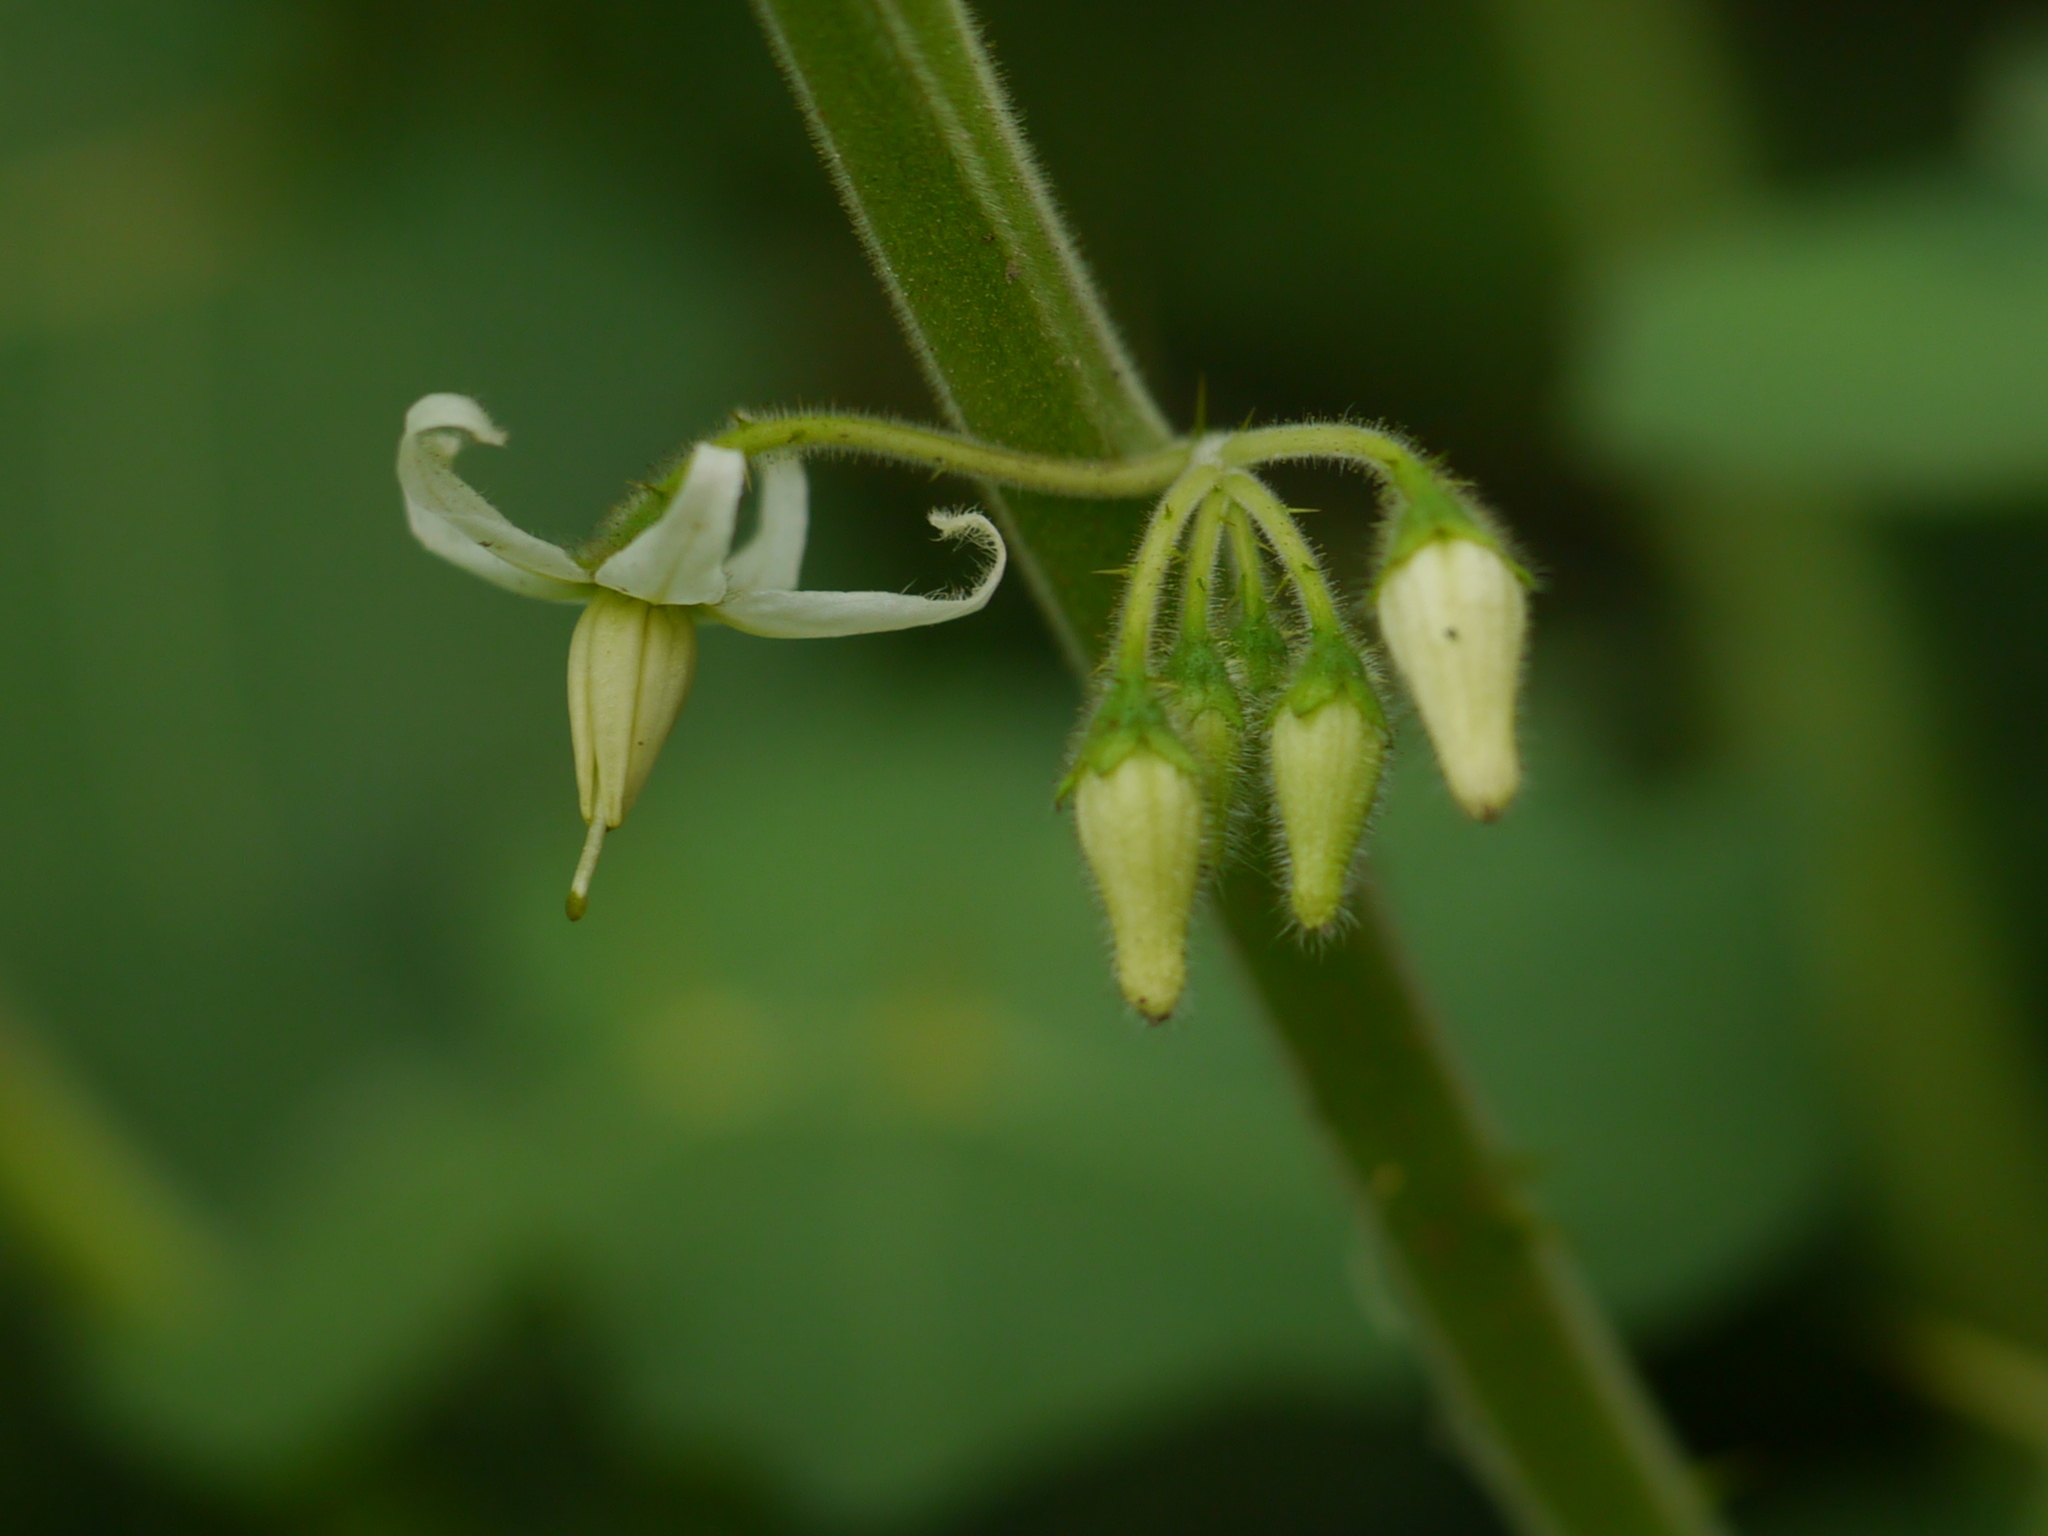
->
3, 0, 2048, 1530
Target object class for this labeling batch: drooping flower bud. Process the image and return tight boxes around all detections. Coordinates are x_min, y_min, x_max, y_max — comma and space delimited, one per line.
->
1268, 636, 1388, 932
565, 590, 698, 919
1062, 678, 1208, 1021
1375, 536, 1526, 821
1075, 749, 1205, 1022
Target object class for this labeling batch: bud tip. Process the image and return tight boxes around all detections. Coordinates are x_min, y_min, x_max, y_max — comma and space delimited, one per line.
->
566, 816, 606, 922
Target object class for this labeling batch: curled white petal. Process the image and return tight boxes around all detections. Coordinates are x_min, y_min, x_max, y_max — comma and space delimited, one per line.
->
721, 456, 809, 595
399, 394, 591, 601
710, 509, 1008, 638
406, 392, 506, 446
594, 444, 746, 606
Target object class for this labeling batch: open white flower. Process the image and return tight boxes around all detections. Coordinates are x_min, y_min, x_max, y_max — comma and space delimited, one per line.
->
398, 392, 1008, 914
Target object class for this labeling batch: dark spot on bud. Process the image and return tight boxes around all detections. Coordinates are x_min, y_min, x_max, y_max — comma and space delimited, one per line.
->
1443, 626, 1459, 641
1004, 258, 1021, 282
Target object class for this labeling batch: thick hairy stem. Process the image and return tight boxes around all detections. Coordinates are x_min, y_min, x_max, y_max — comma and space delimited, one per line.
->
753, 2, 1719, 1530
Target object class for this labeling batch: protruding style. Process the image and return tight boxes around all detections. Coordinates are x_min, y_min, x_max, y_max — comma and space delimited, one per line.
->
1376, 537, 1527, 820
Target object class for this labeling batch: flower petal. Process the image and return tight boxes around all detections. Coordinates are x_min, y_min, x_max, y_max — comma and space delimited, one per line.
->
399, 397, 593, 602
710, 509, 1007, 638
593, 444, 746, 606
399, 394, 592, 600
721, 455, 808, 594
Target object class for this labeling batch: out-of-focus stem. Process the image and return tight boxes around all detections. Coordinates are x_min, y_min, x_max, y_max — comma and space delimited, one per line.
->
1662, 497, 2048, 1345
1489, 0, 2048, 1350
0, 1000, 224, 1333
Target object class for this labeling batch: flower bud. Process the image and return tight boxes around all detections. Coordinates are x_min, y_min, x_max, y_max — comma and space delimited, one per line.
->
565, 590, 698, 918
1074, 748, 1205, 1021
1375, 537, 1526, 821
1270, 649, 1386, 932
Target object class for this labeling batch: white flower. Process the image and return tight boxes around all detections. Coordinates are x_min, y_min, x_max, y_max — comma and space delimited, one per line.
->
398, 393, 1008, 913
399, 393, 1006, 631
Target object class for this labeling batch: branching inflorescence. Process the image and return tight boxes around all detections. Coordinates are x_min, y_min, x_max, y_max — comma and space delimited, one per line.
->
399, 401, 1530, 1016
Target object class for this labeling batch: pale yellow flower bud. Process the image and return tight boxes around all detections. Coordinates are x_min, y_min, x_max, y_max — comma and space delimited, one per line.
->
1074, 750, 1205, 1021
565, 590, 698, 918
1376, 538, 1526, 820
1271, 697, 1383, 931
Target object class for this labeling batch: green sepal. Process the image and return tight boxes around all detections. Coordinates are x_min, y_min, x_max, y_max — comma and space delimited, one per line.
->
1277, 628, 1389, 734
1373, 455, 1534, 598
1227, 606, 1293, 701
1056, 671, 1203, 804
1164, 631, 1243, 736
1164, 629, 1246, 814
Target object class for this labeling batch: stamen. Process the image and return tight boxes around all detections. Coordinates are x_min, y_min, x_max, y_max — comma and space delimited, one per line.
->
566, 816, 608, 921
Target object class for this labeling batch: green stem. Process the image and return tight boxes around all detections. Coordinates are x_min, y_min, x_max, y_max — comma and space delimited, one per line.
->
1178, 489, 1230, 638
1218, 874, 1718, 1535
751, 0, 1171, 667
1226, 502, 1275, 621
1223, 471, 1344, 633
1113, 468, 1218, 675
752, 2, 1717, 1531
711, 412, 1192, 499
1221, 420, 1422, 477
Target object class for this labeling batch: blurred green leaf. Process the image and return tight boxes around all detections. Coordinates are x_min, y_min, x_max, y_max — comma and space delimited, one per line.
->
411, 644, 1836, 1518
1576, 177, 2048, 499
94, 1058, 533, 1472
66, 638, 1841, 1520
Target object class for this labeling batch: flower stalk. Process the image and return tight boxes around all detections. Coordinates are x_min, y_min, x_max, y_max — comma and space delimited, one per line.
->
1164, 489, 1244, 819
1225, 503, 1292, 700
